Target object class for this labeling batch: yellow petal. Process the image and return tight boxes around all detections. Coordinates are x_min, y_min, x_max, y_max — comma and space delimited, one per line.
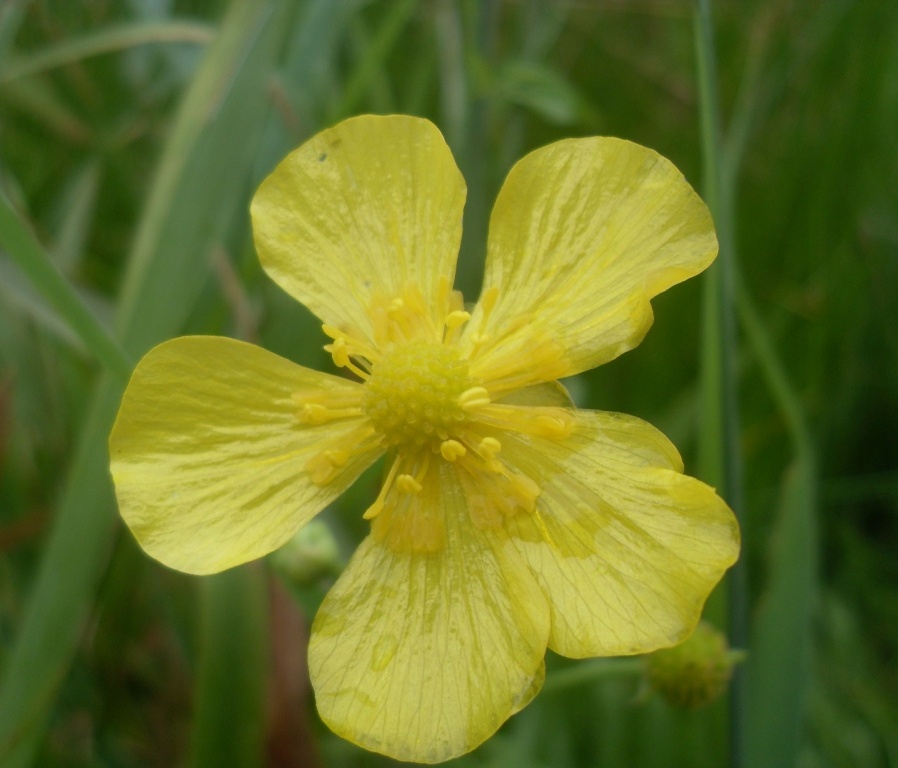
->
109, 337, 380, 574
468, 137, 717, 381
500, 410, 740, 657
309, 462, 549, 763
497, 380, 575, 408
251, 115, 466, 345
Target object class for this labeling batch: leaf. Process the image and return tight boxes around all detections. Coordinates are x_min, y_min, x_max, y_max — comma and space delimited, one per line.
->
746, 458, 818, 768
0, 1, 288, 763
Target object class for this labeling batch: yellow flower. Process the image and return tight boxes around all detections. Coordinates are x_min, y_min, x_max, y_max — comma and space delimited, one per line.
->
109, 115, 740, 763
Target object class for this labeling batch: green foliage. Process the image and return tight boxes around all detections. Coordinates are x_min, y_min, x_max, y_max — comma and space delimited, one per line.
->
1, 1, 895, 766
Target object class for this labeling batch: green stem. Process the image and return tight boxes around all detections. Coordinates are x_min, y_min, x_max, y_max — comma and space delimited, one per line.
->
189, 567, 269, 768
0, 193, 133, 382
543, 658, 645, 694
692, 2, 747, 767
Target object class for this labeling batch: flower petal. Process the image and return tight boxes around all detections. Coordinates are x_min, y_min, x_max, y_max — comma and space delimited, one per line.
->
109, 337, 380, 574
500, 410, 739, 657
469, 137, 716, 381
251, 115, 466, 344
309, 462, 549, 763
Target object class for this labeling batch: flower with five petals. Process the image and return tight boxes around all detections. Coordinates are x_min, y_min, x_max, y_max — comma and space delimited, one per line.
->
110, 115, 740, 763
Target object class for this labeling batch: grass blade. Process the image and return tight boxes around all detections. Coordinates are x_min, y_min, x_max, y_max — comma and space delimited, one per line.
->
745, 458, 816, 768
737, 278, 818, 768
0, 193, 132, 382
0, 20, 213, 82
189, 568, 269, 768
0, 1, 284, 762
692, 1, 748, 765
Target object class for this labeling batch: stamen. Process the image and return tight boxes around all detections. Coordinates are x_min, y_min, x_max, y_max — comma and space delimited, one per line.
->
396, 474, 422, 493
297, 403, 328, 424
305, 450, 348, 485
323, 449, 349, 467
534, 414, 572, 437
363, 457, 402, 520
296, 402, 363, 425
445, 310, 471, 329
324, 338, 370, 380
326, 337, 350, 368
469, 327, 567, 397
478, 436, 502, 459
440, 439, 467, 462
321, 324, 342, 340
442, 288, 470, 344
458, 386, 491, 410
368, 283, 439, 346
386, 298, 416, 339
292, 390, 363, 426
470, 286, 499, 347
455, 453, 541, 530
304, 426, 378, 486
508, 471, 540, 505
321, 324, 379, 359
320, 323, 379, 380
388, 298, 405, 314
475, 404, 574, 440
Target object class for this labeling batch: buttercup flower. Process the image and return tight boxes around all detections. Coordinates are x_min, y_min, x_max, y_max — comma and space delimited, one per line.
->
110, 115, 740, 763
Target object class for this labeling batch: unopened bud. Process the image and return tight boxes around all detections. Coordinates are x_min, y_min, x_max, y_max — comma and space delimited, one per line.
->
645, 622, 742, 709
268, 520, 342, 584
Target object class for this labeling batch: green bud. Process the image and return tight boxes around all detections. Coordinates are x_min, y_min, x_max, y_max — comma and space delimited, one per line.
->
268, 519, 342, 584
645, 621, 741, 709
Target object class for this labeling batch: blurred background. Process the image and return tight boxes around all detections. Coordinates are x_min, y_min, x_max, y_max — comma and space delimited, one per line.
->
1, 1, 896, 766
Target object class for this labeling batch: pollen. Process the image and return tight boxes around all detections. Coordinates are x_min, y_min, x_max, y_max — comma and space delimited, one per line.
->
362, 341, 472, 446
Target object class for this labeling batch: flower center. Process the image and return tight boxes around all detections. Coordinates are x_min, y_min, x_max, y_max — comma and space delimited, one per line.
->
362, 341, 472, 447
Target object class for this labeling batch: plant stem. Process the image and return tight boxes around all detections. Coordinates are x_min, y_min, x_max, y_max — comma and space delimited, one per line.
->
543, 658, 645, 694
692, 2, 748, 767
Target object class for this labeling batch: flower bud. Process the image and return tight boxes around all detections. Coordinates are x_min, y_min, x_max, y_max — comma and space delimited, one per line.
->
645, 621, 741, 709
268, 520, 342, 584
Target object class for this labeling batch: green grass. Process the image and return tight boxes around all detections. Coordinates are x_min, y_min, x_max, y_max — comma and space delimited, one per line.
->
1, 1, 896, 766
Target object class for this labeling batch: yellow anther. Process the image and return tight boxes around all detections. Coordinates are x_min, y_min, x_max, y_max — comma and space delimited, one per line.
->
458, 386, 491, 410
305, 447, 354, 485
440, 439, 467, 462
301, 423, 378, 488
509, 472, 541, 505
478, 436, 502, 458
324, 337, 370, 380
388, 298, 405, 315
326, 338, 350, 368
294, 394, 363, 425
323, 449, 349, 467
321, 324, 342, 340
445, 310, 471, 329
533, 414, 573, 438
396, 474, 423, 494
305, 454, 338, 485
363, 457, 402, 519
297, 403, 328, 424
363, 499, 384, 520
